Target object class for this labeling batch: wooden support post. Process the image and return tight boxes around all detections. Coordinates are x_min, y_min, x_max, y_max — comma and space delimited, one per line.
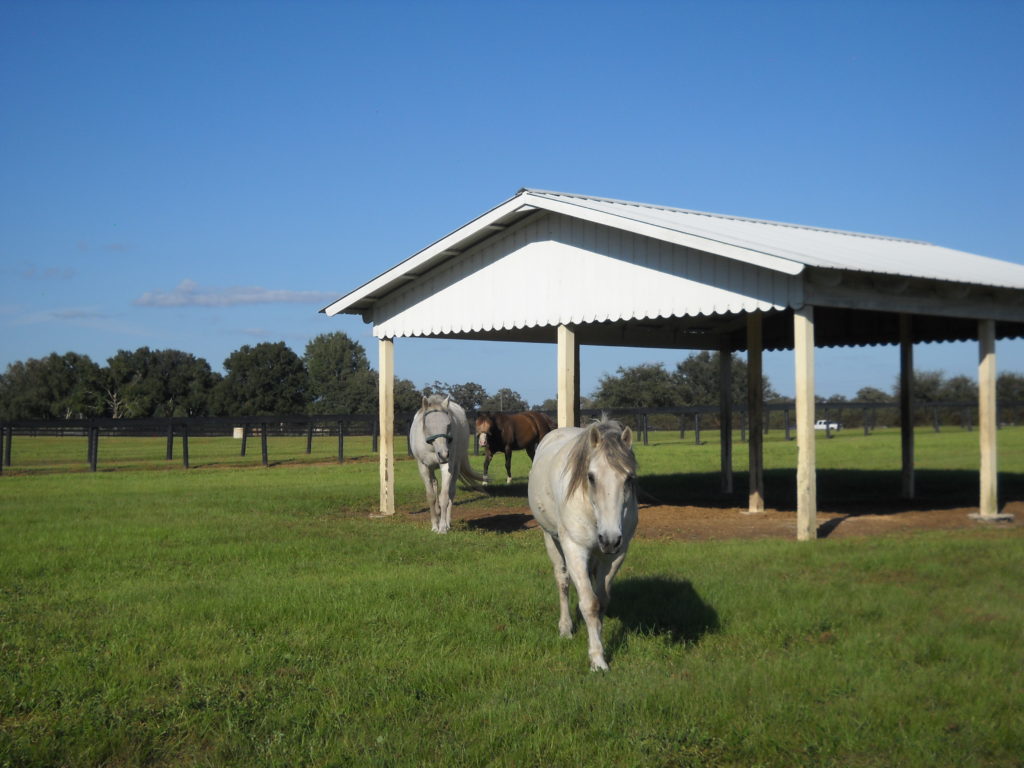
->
306, 423, 314, 454
974, 320, 1009, 520
794, 306, 817, 541
2, 424, 9, 467
900, 314, 915, 499
747, 312, 765, 514
165, 421, 174, 460
337, 420, 345, 463
641, 412, 649, 446
260, 423, 269, 466
719, 346, 733, 494
784, 408, 792, 441
0, 425, 4, 475
377, 337, 396, 516
694, 414, 701, 445
557, 324, 580, 428
240, 424, 248, 456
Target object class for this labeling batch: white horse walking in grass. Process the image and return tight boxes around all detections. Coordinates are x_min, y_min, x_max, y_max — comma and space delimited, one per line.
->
409, 394, 485, 534
527, 417, 638, 670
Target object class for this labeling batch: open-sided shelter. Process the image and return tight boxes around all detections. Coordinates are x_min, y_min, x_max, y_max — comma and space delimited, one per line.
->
323, 189, 1024, 539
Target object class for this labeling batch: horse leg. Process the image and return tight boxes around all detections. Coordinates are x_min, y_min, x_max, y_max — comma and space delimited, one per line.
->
562, 541, 610, 671
504, 447, 513, 484
417, 462, 440, 531
437, 462, 454, 534
592, 549, 628, 617
482, 448, 492, 485
542, 531, 573, 637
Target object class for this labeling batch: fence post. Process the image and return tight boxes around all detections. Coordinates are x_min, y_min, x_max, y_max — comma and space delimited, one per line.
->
964, 409, 973, 432
306, 422, 314, 454
165, 420, 174, 460
261, 423, 269, 466
89, 425, 99, 472
337, 420, 344, 463
642, 412, 649, 446
372, 417, 379, 453
3, 424, 10, 466
784, 408, 792, 441
932, 407, 941, 433
182, 423, 190, 469
694, 414, 701, 445
0, 425, 4, 475
740, 411, 747, 443
240, 424, 248, 456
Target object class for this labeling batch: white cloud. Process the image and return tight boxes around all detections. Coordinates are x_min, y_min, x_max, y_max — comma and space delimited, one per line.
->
134, 279, 338, 308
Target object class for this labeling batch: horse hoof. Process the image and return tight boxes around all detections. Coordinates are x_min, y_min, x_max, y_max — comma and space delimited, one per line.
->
589, 657, 610, 672
506, 477, 512, 485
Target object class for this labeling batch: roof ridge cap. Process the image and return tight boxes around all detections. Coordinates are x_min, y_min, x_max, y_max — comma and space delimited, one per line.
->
519, 188, 930, 245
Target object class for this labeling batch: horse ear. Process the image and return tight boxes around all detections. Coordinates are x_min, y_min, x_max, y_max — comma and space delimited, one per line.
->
621, 426, 633, 448
589, 424, 601, 447
421, 396, 429, 411
442, 395, 450, 410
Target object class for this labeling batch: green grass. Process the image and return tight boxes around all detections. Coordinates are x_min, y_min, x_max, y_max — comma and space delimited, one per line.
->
2, 430, 1023, 766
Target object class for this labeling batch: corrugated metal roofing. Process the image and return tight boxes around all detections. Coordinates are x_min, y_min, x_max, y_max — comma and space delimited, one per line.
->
523, 189, 1024, 290
322, 189, 1024, 328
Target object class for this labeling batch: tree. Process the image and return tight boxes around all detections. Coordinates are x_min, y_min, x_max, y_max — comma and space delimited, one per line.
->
393, 377, 424, 414
423, 381, 488, 411
104, 347, 218, 417
591, 363, 677, 409
212, 342, 309, 416
673, 351, 778, 407
856, 386, 892, 403
304, 332, 377, 414
482, 388, 528, 412
0, 352, 104, 419
997, 372, 1024, 402
940, 375, 977, 403
892, 369, 946, 403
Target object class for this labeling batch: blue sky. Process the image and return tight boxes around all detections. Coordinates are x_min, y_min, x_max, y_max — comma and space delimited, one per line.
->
2, 0, 1022, 407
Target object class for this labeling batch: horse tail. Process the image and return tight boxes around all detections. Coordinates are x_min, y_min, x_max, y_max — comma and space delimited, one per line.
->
459, 452, 488, 492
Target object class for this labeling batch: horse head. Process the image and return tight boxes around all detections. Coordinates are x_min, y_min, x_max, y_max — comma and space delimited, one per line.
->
567, 420, 636, 554
475, 413, 494, 449
422, 395, 453, 464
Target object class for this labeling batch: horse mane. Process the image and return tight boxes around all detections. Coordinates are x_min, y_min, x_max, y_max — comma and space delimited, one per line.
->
563, 417, 636, 499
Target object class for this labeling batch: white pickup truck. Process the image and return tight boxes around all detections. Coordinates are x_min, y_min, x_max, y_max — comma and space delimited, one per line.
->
814, 419, 842, 431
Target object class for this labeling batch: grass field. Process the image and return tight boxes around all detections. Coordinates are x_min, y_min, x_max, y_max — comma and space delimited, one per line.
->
2, 429, 1023, 766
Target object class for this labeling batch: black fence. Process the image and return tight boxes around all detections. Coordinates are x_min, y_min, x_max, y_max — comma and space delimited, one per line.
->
2, 400, 1021, 475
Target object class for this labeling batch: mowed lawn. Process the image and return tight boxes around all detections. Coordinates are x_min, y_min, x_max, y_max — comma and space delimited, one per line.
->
1, 428, 1023, 767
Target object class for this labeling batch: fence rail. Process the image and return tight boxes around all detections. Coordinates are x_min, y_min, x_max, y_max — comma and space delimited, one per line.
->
2, 400, 1022, 474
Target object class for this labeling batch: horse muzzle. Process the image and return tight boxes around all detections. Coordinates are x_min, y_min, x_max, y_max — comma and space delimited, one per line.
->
597, 531, 623, 554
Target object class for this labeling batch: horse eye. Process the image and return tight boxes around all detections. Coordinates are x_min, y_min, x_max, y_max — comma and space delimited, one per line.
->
587, 472, 596, 485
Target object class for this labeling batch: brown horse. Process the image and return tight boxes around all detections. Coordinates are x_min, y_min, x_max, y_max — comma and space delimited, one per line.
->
475, 410, 555, 485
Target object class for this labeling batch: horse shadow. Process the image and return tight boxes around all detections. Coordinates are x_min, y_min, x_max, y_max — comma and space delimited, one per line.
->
605, 576, 719, 653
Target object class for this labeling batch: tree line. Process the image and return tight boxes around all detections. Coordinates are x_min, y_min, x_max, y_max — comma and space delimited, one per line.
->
0, 333, 537, 420
2, 336, 1022, 421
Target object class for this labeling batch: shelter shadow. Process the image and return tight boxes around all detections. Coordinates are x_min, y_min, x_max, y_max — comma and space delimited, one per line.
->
640, 468, 1024, 515
606, 576, 719, 646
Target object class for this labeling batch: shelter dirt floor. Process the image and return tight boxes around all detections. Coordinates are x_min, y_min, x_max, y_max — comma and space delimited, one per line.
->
443, 499, 1023, 541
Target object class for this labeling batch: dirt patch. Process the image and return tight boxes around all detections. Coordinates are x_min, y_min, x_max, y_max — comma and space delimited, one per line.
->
440, 499, 1023, 541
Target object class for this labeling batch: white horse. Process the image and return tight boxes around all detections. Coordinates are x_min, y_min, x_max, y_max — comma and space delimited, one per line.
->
409, 394, 485, 533
527, 417, 638, 671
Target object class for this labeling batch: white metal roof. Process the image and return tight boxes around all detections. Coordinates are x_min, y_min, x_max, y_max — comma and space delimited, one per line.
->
521, 190, 1024, 290
323, 189, 1024, 323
